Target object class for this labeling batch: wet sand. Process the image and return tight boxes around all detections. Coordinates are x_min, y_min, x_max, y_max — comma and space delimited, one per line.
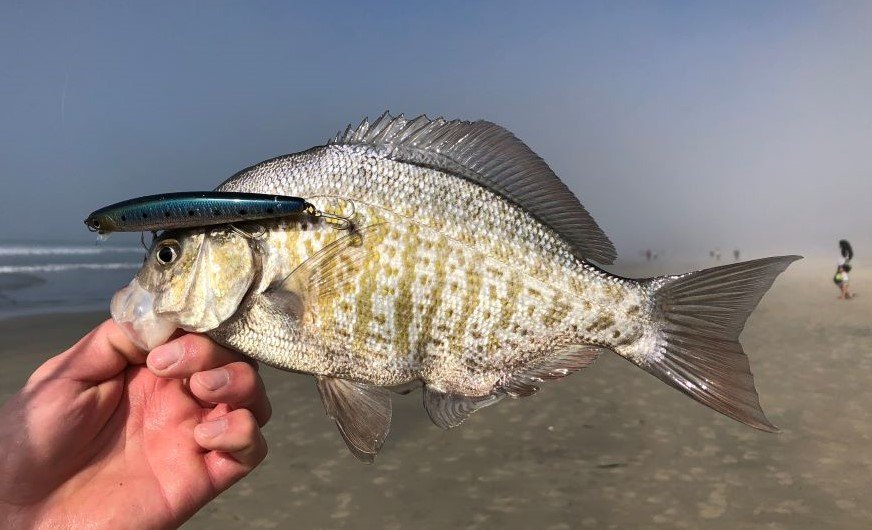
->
2, 258, 870, 529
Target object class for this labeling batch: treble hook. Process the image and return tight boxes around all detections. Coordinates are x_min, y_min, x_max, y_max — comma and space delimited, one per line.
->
315, 211, 354, 231
310, 198, 356, 231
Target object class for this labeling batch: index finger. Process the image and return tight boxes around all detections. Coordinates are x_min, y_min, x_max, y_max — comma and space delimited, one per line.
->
146, 334, 246, 379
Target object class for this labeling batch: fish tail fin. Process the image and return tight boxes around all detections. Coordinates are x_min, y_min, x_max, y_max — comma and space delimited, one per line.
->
628, 255, 800, 432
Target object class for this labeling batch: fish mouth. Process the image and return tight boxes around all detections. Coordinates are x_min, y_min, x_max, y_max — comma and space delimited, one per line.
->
111, 278, 177, 350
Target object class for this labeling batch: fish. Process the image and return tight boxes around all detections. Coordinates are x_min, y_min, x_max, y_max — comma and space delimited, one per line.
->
84, 191, 313, 234
110, 112, 799, 462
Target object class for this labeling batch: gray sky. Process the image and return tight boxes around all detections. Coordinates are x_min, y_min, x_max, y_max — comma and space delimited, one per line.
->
1, 1, 870, 260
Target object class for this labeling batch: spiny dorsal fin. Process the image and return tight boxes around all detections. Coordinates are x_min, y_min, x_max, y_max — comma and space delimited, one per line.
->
329, 112, 617, 264
423, 387, 502, 429
500, 345, 603, 398
316, 376, 392, 463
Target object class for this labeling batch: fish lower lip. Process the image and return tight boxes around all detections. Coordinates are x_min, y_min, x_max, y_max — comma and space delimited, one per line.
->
111, 278, 177, 350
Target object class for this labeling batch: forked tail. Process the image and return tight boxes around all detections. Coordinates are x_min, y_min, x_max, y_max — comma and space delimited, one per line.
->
633, 256, 800, 431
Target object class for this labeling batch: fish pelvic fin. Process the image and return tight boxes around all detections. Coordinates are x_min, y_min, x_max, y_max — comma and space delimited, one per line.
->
316, 376, 392, 463
631, 255, 801, 432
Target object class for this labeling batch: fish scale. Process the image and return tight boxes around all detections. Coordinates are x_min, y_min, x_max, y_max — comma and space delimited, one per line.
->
219, 149, 649, 355
219, 145, 592, 288
223, 207, 647, 394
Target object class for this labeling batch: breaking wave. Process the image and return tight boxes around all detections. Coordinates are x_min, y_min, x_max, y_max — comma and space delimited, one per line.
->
0, 263, 141, 274
0, 246, 142, 256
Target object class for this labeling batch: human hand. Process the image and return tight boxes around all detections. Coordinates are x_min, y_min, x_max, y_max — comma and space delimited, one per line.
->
0, 320, 271, 529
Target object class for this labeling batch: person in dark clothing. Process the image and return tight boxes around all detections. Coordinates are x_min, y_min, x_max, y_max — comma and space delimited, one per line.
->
835, 239, 855, 299
839, 240, 854, 271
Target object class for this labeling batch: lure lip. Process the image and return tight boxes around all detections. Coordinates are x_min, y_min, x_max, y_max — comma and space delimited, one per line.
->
84, 191, 315, 234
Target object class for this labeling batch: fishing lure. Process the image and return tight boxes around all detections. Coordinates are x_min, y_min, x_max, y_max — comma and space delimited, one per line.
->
85, 192, 315, 234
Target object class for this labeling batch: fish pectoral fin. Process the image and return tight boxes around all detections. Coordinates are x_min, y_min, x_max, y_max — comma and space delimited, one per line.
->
500, 345, 604, 398
268, 223, 388, 316
315, 376, 392, 463
423, 387, 502, 430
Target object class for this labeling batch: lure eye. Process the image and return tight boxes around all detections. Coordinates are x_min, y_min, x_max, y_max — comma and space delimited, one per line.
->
155, 240, 180, 266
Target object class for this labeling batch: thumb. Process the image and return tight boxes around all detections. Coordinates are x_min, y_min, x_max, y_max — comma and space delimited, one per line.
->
30, 319, 147, 385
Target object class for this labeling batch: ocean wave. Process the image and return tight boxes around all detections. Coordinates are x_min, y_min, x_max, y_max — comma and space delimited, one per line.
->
0, 263, 141, 274
0, 246, 143, 256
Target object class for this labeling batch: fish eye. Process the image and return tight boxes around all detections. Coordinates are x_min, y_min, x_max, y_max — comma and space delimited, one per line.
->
155, 240, 180, 265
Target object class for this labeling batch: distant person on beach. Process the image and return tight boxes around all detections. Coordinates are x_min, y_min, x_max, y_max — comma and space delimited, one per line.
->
835, 239, 854, 299
734, 249, 740, 261
839, 239, 854, 269
834, 264, 853, 299
0, 321, 271, 528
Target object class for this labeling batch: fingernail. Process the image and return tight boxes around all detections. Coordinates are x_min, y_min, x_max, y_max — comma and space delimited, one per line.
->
195, 418, 227, 439
197, 368, 229, 391
148, 343, 181, 370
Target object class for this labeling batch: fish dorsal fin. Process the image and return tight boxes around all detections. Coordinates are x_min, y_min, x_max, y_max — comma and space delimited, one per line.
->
268, 223, 388, 317
329, 112, 617, 264
316, 376, 392, 463
501, 345, 604, 398
423, 387, 502, 429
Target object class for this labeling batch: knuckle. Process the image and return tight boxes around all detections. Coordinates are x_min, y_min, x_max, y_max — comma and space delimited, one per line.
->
193, 336, 238, 364
235, 409, 260, 437
96, 319, 117, 336
178, 333, 206, 358
179, 334, 231, 368
231, 360, 257, 381
169, 335, 198, 366
229, 364, 261, 399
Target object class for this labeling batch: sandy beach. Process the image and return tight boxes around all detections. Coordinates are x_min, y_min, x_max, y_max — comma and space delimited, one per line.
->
2, 258, 870, 529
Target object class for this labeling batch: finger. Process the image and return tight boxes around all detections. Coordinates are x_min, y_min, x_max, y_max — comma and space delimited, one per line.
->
31, 319, 146, 384
190, 362, 272, 426
195, 409, 268, 469
146, 334, 242, 378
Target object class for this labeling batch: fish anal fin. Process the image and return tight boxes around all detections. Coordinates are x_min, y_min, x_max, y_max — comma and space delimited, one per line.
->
330, 112, 616, 264
423, 387, 502, 430
501, 345, 603, 398
315, 376, 392, 463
